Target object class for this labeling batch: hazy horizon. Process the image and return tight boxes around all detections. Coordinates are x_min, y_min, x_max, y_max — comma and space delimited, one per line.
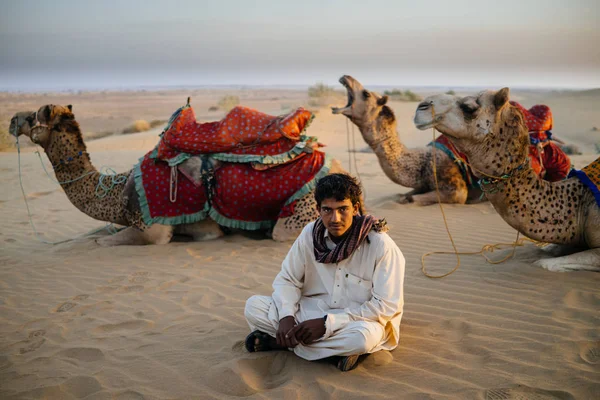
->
1, 0, 598, 91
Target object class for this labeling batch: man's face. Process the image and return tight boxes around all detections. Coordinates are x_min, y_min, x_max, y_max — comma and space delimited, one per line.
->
318, 198, 359, 238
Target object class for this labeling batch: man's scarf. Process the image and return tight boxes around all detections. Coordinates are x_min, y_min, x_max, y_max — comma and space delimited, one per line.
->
312, 215, 388, 264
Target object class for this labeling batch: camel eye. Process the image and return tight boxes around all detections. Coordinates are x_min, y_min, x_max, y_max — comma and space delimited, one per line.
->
460, 102, 479, 114
363, 90, 371, 99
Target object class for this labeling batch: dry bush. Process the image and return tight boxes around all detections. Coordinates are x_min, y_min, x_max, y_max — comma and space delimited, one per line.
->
208, 106, 219, 112
307, 82, 343, 108
122, 120, 151, 134
0, 127, 15, 151
217, 95, 240, 112
149, 119, 167, 129
383, 89, 423, 102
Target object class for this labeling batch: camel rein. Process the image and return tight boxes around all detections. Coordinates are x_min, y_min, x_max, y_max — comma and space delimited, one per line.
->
422, 104, 542, 278
14, 125, 124, 245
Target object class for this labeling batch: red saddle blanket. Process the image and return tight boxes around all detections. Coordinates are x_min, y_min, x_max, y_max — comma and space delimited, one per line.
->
134, 103, 329, 228
157, 105, 314, 164
134, 149, 329, 228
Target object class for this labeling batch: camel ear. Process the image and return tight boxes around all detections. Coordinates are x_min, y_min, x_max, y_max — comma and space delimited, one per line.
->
377, 95, 389, 106
42, 105, 52, 122
67, 104, 73, 112
494, 88, 510, 109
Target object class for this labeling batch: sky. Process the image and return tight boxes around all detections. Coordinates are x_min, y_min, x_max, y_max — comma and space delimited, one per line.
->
1, 0, 598, 91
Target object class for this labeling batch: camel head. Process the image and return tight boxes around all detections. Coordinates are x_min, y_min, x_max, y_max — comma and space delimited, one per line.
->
332, 75, 390, 124
414, 88, 519, 141
414, 88, 531, 175
10, 104, 75, 148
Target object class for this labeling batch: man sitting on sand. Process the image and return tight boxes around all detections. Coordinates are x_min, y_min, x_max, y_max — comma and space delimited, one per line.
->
244, 174, 405, 371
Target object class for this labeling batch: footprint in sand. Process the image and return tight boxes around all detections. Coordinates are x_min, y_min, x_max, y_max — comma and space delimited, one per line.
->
485, 385, 575, 400
108, 276, 126, 283
58, 347, 105, 362
205, 353, 292, 396
28, 329, 46, 339
55, 302, 77, 312
129, 276, 149, 284
118, 285, 145, 293
94, 320, 152, 334
19, 338, 45, 354
579, 341, 600, 364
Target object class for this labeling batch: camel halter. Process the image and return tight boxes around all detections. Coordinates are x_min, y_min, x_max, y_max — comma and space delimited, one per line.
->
13, 120, 125, 245
421, 104, 541, 279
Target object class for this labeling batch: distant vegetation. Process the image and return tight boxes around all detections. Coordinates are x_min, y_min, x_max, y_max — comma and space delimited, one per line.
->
446, 90, 456, 95
383, 89, 422, 102
122, 120, 150, 134
0, 127, 14, 151
216, 95, 240, 112
307, 83, 343, 108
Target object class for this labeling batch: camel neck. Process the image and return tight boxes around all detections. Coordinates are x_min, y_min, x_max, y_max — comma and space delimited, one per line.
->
44, 132, 128, 224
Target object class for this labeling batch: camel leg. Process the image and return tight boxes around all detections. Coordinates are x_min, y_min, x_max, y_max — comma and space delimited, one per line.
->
540, 243, 582, 257
533, 248, 600, 272
96, 224, 174, 246
272, 193, 318, 242
397, 189, 421, 204
175, 220, 225, 241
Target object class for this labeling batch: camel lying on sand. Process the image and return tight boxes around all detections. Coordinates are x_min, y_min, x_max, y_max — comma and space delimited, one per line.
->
10, 104, 347, 246
414, 88, 600, 272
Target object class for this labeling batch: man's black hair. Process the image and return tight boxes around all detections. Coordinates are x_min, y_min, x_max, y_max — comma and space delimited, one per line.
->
314, 173, 362, 207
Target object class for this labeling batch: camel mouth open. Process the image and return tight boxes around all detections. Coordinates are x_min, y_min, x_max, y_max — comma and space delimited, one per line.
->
331, 76, 354, 115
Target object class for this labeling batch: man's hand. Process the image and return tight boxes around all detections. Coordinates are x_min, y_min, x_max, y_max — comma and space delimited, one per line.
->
276, 316, 298, 348
288, 317, 326, 345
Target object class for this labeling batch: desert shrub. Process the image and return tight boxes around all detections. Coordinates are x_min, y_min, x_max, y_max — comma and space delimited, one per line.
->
208, 106, 218, 112
0, 126, 15, 151
217, 95, 240, 112
446, 90, 456, 95
308, 83, 337, 98
149, 119, 166, 129
383, 89, 423, 102
307, 82, 343, 109
122, 120, 151, 134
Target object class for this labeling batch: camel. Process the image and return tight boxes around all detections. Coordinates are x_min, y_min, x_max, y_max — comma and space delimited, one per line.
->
10, 104, 347, 246
414, 88, 600, 272
332, 75, 482, 206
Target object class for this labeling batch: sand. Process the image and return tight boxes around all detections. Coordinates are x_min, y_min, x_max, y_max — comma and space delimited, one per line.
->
0, 88, 599, 399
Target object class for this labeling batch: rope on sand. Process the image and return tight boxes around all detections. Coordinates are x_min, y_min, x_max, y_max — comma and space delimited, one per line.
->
422, 105, 544, 278
15, 133, 123, 245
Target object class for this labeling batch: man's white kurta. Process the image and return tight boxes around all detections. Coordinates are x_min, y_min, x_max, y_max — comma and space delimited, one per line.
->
248, 220, 405, 356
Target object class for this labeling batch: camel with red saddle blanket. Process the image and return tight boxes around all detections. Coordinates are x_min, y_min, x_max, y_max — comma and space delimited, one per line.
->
332, 75, 573, 206
414, 88, 600, 272
10, 103, 348, 246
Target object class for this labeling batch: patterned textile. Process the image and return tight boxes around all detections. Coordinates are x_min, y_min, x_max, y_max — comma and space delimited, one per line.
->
132, 104, 331, 229
134, 149, 330, 228
312, 215, 388, 264
157, 105, 314, 165
429, 135, 476, 187
568, 157, 600, 208
511, 101, 572, 182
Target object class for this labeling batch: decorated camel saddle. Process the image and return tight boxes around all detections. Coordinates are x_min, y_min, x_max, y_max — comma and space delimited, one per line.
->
430, 101, 572, 187
133, 103, 331, 229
